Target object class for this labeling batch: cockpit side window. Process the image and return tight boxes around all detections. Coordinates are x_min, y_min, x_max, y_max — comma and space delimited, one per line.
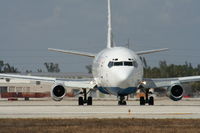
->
124, 61, 133, 66
133, 60, 138, 68
108, 61, 113, 68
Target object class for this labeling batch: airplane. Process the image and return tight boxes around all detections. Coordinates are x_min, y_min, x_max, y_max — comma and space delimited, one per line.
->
1, 0, 200, 105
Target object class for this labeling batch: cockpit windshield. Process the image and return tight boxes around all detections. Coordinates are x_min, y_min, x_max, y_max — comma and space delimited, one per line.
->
108, 61, 138, 68
114, 62, 123, 66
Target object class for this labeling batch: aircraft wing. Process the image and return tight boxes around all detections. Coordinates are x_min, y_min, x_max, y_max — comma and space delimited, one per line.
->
0, 74, 96, 89
143, 76, 200, 88
136, 48, 169, 55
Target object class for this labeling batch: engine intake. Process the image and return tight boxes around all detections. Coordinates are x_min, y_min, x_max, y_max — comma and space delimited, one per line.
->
51, 84, 66, 101
167, 84, 184, 101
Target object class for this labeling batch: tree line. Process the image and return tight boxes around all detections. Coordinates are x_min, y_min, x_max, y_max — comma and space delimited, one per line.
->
142, 59, 200, 78
141, 57, 200, 92
0, 60, 60, 73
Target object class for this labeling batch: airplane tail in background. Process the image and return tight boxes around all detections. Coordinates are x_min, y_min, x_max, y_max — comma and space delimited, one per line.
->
107, 0, 115, 48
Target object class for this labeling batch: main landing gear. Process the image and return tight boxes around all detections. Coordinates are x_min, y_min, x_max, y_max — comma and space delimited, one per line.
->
118, 95, 127, 105
78, 88, 93, 106
140, 89, 154, 106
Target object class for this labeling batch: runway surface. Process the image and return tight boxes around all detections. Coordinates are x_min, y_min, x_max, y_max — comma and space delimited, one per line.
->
0, 98, 199, 119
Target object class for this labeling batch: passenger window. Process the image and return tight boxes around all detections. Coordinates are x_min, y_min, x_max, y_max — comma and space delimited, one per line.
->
114, 62, 123, 66
124, 62, 133, 66
108, 61, 113, 68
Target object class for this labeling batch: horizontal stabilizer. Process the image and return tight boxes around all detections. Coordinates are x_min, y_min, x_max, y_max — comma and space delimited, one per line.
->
136, 48, 169, 55
48, 48, 96, 58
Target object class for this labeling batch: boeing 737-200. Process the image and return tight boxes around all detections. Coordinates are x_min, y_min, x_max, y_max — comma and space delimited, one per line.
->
1, 0, 200, 105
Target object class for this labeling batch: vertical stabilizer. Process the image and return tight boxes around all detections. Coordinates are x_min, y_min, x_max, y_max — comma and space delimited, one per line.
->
107, 0, 114, 48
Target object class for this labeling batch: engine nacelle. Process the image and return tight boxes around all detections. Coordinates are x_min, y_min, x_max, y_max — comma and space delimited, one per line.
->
167, 84, 184, 101
51, 84, 66, 101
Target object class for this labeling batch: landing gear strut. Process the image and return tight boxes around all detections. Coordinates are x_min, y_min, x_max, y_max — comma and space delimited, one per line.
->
118, 96, 127, 105
140, 89, 154, 106
78, 88, 92, 106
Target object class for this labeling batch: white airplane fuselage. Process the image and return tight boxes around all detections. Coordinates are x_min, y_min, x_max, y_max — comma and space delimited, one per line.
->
92, 47, 143, 96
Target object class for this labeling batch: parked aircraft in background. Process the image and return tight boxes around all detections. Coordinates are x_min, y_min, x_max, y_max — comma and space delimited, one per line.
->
1, 0, 200, 105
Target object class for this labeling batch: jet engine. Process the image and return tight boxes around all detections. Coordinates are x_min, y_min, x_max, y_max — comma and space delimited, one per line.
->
167, 84, 184, 101
51, 84, 66, 101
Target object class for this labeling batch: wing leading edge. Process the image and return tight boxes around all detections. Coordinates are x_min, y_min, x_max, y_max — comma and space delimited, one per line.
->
0, 74, 96, 89
143, 76, 200, 88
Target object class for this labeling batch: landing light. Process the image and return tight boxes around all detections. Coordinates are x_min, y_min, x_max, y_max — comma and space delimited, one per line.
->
141, 81, 147, 85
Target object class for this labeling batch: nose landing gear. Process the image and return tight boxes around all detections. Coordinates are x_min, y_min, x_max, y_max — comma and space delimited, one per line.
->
118, 95, 127, 105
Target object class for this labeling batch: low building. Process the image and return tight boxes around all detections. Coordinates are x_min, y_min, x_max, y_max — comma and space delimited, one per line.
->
0, 78, 51, 100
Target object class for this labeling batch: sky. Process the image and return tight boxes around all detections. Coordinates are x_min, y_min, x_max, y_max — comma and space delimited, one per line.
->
0, 0, 200, 72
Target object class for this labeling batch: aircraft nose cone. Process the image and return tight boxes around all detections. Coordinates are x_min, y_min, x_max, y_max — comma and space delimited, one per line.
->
118, 72, 131, 82
114, 68, 134, 87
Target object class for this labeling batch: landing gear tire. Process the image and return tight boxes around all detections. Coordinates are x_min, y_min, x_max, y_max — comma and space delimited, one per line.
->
140, 96, 145, 105
87, 96, 92, 105
118, 101, 127, 105
24, 97, 29, 101
78, 97, 84, 105
148, 96, 154, 105
118, 96, 127, 105
139, 89, 154, 106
